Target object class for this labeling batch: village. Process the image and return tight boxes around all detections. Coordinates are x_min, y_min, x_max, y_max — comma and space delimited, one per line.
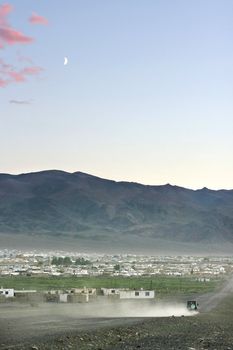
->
0, 249, 232, 278
0, 249, 232, 305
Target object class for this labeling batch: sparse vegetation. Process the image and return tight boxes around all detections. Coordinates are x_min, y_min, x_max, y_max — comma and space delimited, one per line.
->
51, 256, 72, 266
75, 257, 91, 265
114, 264, 121, 271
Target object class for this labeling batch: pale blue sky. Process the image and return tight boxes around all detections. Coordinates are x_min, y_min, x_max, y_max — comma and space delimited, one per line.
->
0, 0, 233, 189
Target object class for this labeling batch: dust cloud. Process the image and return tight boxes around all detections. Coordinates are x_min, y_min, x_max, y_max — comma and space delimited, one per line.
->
65, 299, 197, 317
1, 299, 197, 321
21, 300, 197, 318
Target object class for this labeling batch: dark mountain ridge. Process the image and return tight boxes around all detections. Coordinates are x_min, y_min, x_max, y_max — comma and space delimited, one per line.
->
0, 170, 233, 250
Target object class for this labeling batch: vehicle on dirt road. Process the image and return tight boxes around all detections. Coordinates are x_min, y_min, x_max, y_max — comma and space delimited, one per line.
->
187, 300, 198, 311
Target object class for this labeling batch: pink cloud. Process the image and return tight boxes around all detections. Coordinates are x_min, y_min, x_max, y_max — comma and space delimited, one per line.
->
0, 27, 33, 46
0, 58, 43, 87
0, 77, 8, 87
22, 66, 43, 75
8, 70, 25, 82
0, 3, 33, 48
0, 4, 12, 26
29, 12, 48, 25
0, 4, 48, 88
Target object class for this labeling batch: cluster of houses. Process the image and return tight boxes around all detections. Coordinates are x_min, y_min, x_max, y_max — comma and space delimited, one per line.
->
0, 286, 155, 303
0, 249, 232, 278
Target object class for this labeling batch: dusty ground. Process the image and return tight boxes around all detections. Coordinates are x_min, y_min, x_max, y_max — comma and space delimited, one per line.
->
1, 276, 233, 350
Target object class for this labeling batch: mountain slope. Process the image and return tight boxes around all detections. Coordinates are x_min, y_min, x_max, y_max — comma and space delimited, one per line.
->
0, 170, 233, 247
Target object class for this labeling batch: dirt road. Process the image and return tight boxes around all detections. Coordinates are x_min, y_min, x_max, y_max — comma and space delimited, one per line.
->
198, 274, 233, 312
0, 303, 142, 348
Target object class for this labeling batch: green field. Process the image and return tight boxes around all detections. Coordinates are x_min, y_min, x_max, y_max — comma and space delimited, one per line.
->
0, 275, 220, 295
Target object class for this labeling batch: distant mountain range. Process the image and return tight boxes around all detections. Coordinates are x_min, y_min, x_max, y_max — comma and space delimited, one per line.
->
0, 170, 233, 253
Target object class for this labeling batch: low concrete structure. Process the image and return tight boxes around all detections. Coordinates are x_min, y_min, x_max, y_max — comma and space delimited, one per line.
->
15, 290, 43, 303
119, 290, 155, 299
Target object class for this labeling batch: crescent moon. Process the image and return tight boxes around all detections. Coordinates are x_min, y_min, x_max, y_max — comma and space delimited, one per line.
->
64, 57, 68, 65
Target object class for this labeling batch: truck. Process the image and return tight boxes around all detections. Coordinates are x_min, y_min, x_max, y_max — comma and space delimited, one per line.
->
187, 300, 198, 311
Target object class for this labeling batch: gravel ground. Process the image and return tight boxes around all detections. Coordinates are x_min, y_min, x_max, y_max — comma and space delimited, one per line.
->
1, 309, 233, 350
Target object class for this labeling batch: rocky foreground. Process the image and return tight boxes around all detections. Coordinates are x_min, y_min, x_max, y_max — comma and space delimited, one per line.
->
1, 295, 233, 350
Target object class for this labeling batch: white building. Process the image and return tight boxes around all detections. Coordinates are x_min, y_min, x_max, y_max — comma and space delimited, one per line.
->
0, 288, 14, 297
101, 288, 122, 296
119, 290, 155, 299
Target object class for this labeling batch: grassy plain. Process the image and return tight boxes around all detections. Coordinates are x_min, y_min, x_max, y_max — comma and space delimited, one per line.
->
0, 275, 220, 295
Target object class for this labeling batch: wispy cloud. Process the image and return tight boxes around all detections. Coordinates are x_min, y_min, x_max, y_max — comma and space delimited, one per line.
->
9, 99, 32, 105
17, 51, 34, 64
0, 4, 33, 48
29, 12, 48, 26
0, 58, 43, 87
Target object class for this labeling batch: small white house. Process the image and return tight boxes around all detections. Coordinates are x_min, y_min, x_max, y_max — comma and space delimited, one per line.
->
119, 290, 155, 299
0, 288, 14, 298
